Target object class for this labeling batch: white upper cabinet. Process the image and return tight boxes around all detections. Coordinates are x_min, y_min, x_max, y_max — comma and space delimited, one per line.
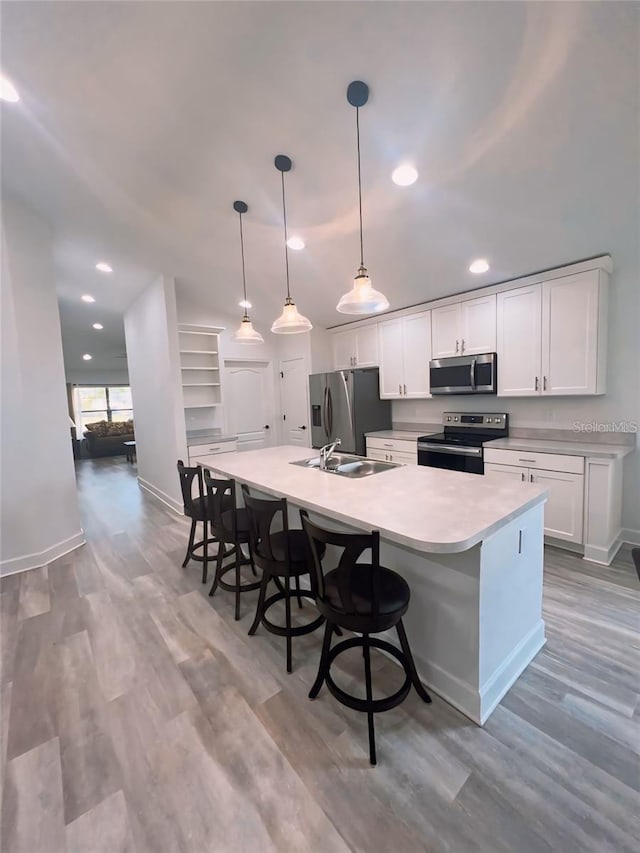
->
378, 311, 431, 399
497, 269, 607, 397
431, 304, 461, 358
542, 270, 605, 395
332, 324, 379, 370
496, 284, 543, 396
431, 295, 496, 358
460, 294, 497, 354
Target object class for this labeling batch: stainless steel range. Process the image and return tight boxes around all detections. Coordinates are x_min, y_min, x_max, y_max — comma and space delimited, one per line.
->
417, 411, 509, 475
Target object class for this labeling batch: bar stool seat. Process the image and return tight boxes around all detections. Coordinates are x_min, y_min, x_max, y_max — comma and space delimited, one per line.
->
205, 472, 261, 621
301, 511, 431, 766
242, 485, 326, 673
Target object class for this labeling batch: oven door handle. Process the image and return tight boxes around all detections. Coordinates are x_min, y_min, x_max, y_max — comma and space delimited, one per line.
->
418, 442, 482, 457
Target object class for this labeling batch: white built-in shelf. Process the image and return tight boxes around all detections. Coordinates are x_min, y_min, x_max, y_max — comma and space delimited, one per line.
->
178, 323, 224, 412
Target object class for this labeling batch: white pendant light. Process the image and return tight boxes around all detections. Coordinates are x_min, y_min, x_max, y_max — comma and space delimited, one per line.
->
336, 81, 389, 315
271, 155, 312, 335
231, 201, 264, 344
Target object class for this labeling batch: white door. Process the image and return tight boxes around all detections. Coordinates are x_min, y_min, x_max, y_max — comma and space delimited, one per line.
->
332, 330, 355, 369
530, 469, 584, 543
542, 271, 600, 395
280, 357, 310, 446
378, 318, 404, 399
484, 462, 528, 483
354, 325, 379, 367
402, 311, 431, 397
461, 294, 496, 355
496, 284, 542, 396
431, 303, 461, 358
224, 362, 274, 451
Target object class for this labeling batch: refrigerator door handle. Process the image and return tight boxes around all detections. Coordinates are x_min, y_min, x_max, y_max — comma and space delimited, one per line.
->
340, 370, 354, 436
327, 387, 334, 436
323, 385, 329, 438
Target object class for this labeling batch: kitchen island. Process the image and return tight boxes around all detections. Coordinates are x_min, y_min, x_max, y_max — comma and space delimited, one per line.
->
203, 445, 548, 724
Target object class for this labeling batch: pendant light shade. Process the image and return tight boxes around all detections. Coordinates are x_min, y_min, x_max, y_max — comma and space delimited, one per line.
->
231, 200, 264, 344
336, 81, 390, 315
271, 155, 312, 335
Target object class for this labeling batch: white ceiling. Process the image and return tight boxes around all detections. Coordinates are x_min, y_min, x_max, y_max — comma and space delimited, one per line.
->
1, 1, 638, 375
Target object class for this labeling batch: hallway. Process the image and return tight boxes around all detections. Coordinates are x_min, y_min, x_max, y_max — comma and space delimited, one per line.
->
1, 458, 639, 853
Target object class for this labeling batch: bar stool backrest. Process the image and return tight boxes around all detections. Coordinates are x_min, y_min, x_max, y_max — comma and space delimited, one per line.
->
301, 511, 381, 621
241, 484, 290, 573
177, 460, 205, 517
203, 471, 236, 538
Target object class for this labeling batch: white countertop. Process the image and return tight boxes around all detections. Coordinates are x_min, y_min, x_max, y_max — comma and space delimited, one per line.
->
489, 437, 634, 459
365, 430, 423, 441
201, 445, 547, 555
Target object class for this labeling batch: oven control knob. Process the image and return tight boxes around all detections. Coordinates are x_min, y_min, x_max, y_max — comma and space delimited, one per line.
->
486, 417, 492, 423
447, 416, 452, 421
454, 416, 459, 422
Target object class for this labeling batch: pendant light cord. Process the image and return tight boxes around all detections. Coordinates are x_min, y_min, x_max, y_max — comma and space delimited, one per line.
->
238, 212, 249, 318
356, 106, 364, 268
280, 171, 291, 300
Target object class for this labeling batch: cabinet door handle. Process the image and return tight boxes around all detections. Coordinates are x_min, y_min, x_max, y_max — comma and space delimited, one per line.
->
399, 383, 402, 395
461, 339, 465, 354
455, 339, 459, 354
535, 376, 539, 391
543, 376, 547, 391
530, 473, 534, 483
521, 472, 525, 481
403, 384, 407, 395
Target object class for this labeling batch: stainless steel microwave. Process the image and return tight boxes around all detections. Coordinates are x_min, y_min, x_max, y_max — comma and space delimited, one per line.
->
429, 353, 497, 395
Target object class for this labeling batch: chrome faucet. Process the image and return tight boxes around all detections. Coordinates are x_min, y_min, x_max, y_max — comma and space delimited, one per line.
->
319, 438, 341, 470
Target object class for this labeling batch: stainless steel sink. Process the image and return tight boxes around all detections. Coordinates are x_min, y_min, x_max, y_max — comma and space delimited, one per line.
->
290, 452, 401, 478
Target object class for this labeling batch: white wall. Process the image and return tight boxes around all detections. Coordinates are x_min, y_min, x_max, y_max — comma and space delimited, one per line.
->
124, 276, 186, 512
1, 197, 84, 575
391, 263, 640, 537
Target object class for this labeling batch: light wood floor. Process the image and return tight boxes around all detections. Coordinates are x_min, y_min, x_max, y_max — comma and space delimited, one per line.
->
1, 457, 639, 852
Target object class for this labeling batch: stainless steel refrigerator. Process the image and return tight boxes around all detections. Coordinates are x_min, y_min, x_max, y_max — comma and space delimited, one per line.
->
308, 368, 392, 456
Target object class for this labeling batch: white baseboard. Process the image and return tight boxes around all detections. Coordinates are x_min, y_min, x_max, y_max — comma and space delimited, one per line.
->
0, 530, 86, 577
621, 528, 640, 547
583, 536, 624, 566
137, 477, 183, 515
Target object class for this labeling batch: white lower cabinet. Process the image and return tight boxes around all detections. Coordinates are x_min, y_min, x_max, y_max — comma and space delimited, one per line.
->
366, 436, 417, 465
484, 450, 584, 544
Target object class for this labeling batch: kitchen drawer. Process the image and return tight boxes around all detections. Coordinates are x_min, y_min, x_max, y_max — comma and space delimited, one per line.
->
366, 447, 416, 465
484, 447, 584, 475
188, 441, 237, 459
366, 436, 417, 455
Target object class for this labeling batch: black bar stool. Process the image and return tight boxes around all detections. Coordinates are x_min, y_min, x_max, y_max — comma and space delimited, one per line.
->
177, 460, 217, 584
204, 471, 261, 621
301, 512, 431, 766
242, 485, 325, 673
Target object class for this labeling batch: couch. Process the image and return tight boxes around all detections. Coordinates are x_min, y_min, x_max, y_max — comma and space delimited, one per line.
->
84, 420, 135, 457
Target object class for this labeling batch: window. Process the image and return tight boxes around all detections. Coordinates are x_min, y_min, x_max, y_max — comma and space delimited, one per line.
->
74, 386, 133, 433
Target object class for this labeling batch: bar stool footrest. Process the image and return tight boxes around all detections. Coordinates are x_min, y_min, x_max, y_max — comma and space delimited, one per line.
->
216, 561, 262, 593
261, 590, 324, 637
189, 537, 220, 563
325, 636, 412, 713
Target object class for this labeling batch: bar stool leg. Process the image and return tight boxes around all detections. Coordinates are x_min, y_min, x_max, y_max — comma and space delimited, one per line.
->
309, 620, 332, 699
208, 540, 225, 597
294, 574, 303, 609
234, 543, 241, 621
249, 572, 269, 636
201, 521, 209, 585
396, 620, 432, 704
285, 575, 292, 673
182, 519, 196, 568
362, 633, 377, 766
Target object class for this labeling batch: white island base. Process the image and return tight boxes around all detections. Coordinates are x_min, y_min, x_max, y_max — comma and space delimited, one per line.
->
204, 446, 547, 725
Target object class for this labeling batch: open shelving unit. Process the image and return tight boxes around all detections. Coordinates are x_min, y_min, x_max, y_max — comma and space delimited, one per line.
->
178, 324, 224, 410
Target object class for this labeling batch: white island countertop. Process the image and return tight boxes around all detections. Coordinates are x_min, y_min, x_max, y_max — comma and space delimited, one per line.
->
202, 445, 547, 555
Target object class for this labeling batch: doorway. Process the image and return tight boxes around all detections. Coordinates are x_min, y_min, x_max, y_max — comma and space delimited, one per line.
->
223, 360, 275, 451
280, 357, 310, 446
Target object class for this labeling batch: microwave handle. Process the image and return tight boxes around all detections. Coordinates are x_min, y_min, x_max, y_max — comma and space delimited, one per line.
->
470, 358, 477, 390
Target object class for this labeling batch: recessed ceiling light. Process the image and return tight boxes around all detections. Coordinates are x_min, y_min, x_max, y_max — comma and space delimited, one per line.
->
95, 261, 113, 273
82, 353, 92, 361
391, 163, 418, 186
0, 73, 19, 103
286, 236, 305, 251
469, 258, 490, 274
92, 323, 104, 330
238, 299, 252, 309
81, 294, 96, 303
